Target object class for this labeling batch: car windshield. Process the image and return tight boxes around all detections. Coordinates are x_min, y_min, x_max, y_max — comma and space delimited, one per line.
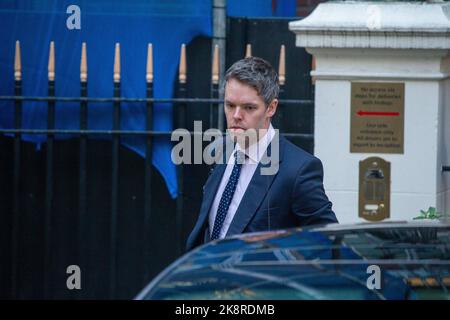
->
139, 223, 450, 300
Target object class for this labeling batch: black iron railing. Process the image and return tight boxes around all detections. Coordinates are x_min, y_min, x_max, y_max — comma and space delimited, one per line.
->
0, 41, 314, 299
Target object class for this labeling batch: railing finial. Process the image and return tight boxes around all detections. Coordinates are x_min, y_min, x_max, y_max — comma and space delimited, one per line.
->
48, 41, 55, 81
245, 43, 252, 58
212, 44, 219, 85
113, 43, 121, 83
146, 43, 153, 84
14, 40, 21, 81
179, 44, 187, 84
80, 42, 87, 83
278, 45, 285, 86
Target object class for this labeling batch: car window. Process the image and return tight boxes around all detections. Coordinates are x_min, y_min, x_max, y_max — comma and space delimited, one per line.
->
139, 225, 450, 300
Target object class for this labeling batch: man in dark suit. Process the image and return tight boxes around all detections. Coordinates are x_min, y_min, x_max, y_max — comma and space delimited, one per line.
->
186, 57, 337, 251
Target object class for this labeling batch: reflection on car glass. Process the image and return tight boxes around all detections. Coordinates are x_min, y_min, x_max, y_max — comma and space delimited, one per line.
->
139, 224, 450, 300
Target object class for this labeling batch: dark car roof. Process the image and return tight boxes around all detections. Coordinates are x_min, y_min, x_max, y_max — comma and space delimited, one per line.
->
136, 221, 450, 300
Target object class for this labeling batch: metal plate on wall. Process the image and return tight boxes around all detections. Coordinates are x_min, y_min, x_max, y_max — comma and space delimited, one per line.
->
351, 82, 404, 154
359, 156, 390, 221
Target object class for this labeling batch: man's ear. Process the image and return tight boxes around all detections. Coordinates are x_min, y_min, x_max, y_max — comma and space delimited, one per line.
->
267, 99, 278, 118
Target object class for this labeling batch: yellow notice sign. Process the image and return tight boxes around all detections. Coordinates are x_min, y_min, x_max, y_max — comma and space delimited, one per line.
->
350, 82, 404, 154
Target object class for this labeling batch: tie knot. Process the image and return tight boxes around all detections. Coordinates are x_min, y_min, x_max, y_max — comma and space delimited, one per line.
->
234, 150, 246, 165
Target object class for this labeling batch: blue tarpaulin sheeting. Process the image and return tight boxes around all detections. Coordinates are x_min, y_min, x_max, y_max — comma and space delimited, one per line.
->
0, 0, 296, 199
228, 0, 296, 17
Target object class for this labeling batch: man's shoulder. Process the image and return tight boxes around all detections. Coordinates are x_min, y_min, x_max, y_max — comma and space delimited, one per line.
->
280, 135, 318, 164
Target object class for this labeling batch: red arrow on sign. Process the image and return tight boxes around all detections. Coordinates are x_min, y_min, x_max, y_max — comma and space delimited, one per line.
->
357, 110, 400, 117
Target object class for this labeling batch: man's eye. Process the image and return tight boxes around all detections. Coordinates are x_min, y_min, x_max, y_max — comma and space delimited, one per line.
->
245, 106, 255, 110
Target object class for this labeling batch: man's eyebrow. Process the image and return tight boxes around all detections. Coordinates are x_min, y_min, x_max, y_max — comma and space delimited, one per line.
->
224, 100, 258, 107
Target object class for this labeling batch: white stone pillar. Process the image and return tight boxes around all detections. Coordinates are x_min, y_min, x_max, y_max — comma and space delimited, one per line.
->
289, 1, 450, 223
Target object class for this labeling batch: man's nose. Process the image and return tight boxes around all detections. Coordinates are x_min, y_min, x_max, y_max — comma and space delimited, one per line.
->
233, 107, 243, 119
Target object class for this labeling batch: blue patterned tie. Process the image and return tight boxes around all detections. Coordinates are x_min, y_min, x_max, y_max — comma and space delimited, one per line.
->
210, 151, 245, 240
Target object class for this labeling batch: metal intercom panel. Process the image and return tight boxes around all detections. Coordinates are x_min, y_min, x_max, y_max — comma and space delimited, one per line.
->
359, 157, 390, 221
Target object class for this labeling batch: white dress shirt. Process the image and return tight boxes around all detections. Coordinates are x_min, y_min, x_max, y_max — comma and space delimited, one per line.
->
208, 124, 276, 239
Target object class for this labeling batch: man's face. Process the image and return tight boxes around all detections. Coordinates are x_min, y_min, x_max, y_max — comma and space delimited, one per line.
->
224, 78, 277, 144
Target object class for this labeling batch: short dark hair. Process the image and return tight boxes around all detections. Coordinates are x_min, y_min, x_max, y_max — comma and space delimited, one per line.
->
224, 57, 279, 106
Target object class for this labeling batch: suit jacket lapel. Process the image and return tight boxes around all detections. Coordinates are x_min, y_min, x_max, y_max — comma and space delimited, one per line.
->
197, 162, 226, 229
226, 134, 285, 236
193, 135, 234, 239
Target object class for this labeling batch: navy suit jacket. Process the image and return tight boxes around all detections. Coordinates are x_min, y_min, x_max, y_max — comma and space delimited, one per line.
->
185, 134, 338, 252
